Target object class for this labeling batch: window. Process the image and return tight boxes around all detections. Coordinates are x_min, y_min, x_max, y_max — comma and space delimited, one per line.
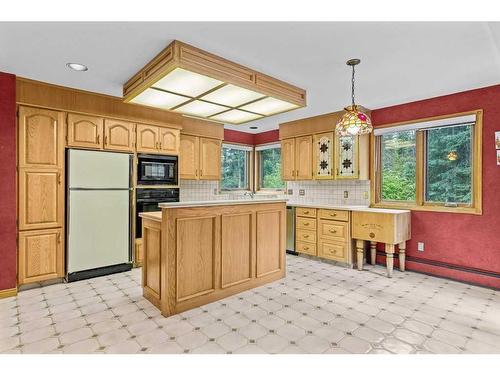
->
256, 144, 285, 190
220, 143, 252, 190
373, 110, 482, 214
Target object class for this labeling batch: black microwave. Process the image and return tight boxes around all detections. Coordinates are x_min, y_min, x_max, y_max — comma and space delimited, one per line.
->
137, 154, 178, 185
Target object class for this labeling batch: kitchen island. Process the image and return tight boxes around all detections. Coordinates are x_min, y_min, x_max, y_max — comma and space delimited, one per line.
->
139, 199, 286, 317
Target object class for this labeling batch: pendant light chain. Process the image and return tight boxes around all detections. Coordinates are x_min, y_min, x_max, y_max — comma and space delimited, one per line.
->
351, 64, 356, 107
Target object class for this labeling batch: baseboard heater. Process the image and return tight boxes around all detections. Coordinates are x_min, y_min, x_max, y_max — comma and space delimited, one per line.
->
67, 263, 133, 282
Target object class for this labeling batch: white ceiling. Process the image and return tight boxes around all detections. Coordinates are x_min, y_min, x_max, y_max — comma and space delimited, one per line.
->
1, 22, 500, 133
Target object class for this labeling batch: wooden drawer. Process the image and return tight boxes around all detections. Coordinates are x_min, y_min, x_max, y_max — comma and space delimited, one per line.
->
318, 240, 346, 262
296, 207, 317, 218
296, 229, 316, 244
296, 216, 316, 230
318, 209, 349, 222
296, 241, 316, 256
318, 219, 349, 242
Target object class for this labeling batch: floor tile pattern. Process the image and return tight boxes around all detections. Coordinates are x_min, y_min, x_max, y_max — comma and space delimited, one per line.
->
1, 255, 499, 354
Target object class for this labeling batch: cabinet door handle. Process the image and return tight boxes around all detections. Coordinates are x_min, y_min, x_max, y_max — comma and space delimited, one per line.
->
303, 222, 310, 226
329, 229, 337, 234
57, 233, 61, 243
330, 213, 337, 217
155, 142, 159, 149
159, 142, 162, 150
303, 234, 309, 238
200, 170, 203, 177
104, 135, 108, 145
57, 172, 62, 185
303, 210, 309, 214
195, 169, 198, 177
303, 246, 309, 250
97, 134, 100, 144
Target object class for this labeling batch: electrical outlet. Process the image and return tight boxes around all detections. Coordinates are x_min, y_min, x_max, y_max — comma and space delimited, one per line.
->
299, 189, 305, 196
214, 188, 218, 195
287, 189, 293, 195
418, 242, 424, 252
343, 191, 349, 199
363, 191, 369, 199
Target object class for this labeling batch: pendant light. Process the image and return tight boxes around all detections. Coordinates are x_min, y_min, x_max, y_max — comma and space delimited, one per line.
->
335, 59, 373, 136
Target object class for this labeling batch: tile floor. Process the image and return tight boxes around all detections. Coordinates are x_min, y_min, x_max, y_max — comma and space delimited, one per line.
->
1, 255, 499, 354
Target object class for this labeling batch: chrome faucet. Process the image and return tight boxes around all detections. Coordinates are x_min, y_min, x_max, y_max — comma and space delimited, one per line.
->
243, 191, 255, 199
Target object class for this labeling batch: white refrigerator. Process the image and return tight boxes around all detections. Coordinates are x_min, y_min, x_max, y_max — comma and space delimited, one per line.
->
67, 149, 133, 281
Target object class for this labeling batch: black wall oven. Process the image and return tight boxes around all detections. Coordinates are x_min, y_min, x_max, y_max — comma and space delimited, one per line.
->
137, 154, 178, 185
135, 188, 179, 238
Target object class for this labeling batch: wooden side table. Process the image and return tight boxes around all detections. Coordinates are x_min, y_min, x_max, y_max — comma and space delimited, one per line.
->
351, 210, 411, 278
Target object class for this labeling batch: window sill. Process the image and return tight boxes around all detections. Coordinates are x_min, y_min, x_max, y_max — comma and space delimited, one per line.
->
371, 202, 482, 215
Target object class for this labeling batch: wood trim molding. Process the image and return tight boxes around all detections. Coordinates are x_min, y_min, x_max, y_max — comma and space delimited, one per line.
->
123, 40, 306, 107
16, 77, 183, 129
181, 116, 224, 139
0, 287, 17, 299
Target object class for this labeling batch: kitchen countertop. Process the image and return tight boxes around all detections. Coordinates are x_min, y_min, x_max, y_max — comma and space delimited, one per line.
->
158, 198, 288, 209
138, 211, 162, 221
286, 201, 410, 214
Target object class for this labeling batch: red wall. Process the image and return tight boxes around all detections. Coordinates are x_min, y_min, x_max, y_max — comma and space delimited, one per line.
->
371, 84, 500, 289
0, 72, 17, 291
223, 129, 280, 146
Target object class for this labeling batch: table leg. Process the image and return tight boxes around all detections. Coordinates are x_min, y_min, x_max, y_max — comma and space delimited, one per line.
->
398, 242, 406, 272
356, 239, 365, 271
385, 244, 395, 278
370, 241, 377, 265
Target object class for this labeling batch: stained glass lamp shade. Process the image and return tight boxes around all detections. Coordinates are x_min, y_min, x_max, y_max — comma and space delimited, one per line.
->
335, 105, 373, 136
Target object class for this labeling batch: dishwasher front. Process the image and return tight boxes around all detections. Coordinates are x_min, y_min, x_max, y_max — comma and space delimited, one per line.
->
286, 206, 297, 255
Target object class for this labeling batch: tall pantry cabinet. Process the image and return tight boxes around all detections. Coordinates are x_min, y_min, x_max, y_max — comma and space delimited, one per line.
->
17, 106, 65, 284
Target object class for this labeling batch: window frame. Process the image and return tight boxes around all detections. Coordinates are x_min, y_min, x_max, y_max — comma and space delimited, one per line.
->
220, 142, 253, 192
255, 142, 286, 192
371, 109, 483, 215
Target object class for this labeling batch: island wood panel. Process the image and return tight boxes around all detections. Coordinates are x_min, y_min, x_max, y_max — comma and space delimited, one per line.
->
256, 209, 283, 278
18, 228, 63, 284
221, 212, 253, 288
103, 119, 135, 152
156, 202, 285, 316
142, 219, 161, 308
179, 134, 199, 179
67, 113, 103, 149
18, 106, 65, 169
199, 138, 221, 180
18, 168, 63, 230
176, 215, 217, 301
281, 138, 295, 180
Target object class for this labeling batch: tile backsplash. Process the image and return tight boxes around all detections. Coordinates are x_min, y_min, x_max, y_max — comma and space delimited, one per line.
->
179, 180, 221, 201
286, 180, 370, 206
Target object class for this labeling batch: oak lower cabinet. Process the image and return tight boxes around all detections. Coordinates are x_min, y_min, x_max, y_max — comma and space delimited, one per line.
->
67, 113, 104, 149
179, 135, 221, 180
104, 119, 135, 152
18, 228, 64, 284
137, 124, 180, 155
295, 207, 353, 265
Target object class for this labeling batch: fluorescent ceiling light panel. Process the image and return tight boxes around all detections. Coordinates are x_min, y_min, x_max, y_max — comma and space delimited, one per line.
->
200, 84, 266, 107
211, 109, 263, 124
174, 100, 228, 117
130, 88, 189, 109
240, 97, 299, 115
153, 68, 223, 97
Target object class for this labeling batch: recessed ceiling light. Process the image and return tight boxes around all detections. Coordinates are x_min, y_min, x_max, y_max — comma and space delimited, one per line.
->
250, 126, 258, 130
66, 63, 88, 72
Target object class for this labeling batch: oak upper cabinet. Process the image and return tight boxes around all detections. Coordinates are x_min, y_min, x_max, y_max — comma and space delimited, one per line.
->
136, 124, 160, 153
281, 138, 295, 180
159, 128, 180, 155
18, 106, 65, 169
67, 113, 104, 149
313, 132, 334, 180
18, 228, 64, 284
179, 135, 221, 180
199, 137, 221, 180
295, 135, 313, 180
104, 119, 135, 152
18, 168, 64, 231
334, 134, 369, 180
136, 124, 180, 155
180, 134, 199, 179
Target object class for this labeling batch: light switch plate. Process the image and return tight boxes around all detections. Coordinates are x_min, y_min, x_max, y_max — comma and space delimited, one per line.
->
363, 191, 369, 199
287, 189, 293, 195
343, 191, 349, 199
418, 242, 424, 252
299, 189, 305, 196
